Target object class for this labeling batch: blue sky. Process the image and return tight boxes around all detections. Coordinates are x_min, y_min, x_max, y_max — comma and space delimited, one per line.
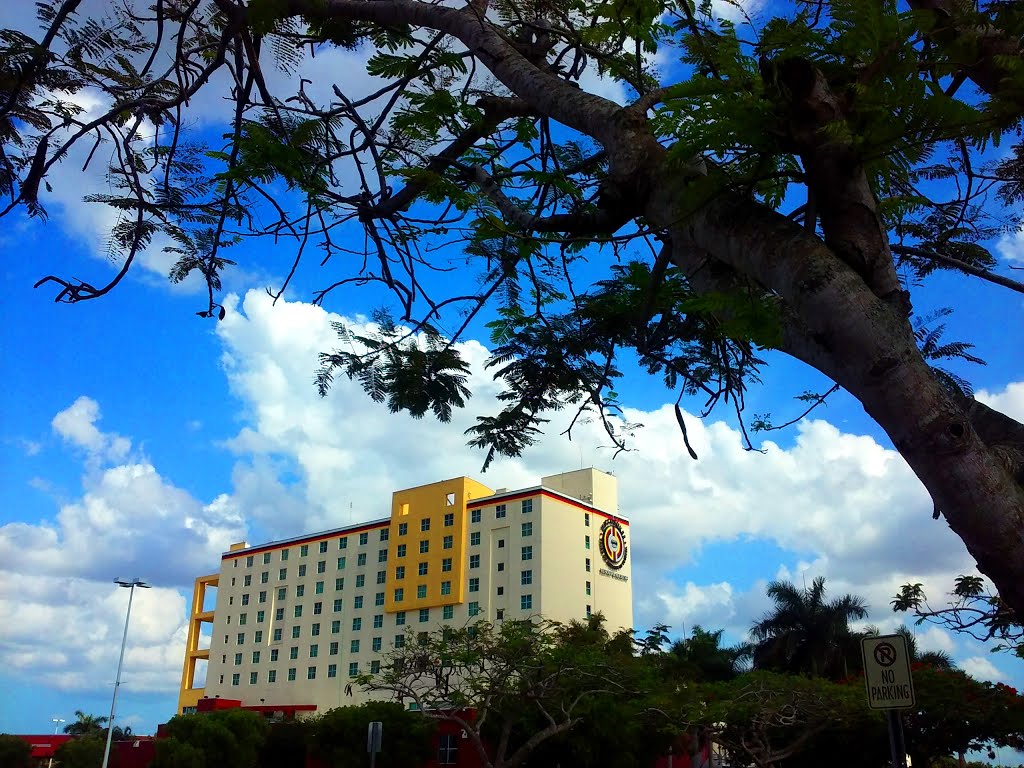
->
2, 0, 1024, 747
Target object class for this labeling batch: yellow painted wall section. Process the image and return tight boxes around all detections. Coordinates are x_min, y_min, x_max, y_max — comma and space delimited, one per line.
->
385, 476, 493, 614
177, 574, 218, 713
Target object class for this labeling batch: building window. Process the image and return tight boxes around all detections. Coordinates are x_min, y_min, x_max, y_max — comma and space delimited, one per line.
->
418, 608, 430, 623
470, 554, 480, 569
260, 571, 268, 584
244, 575, 252, 587
317, 560, 327, 574
263, 552, 272, 564
330, 641, 339, 655
375, 592, 385, 607
232, 673, 240, 686
394, 588, 404, 602
335, 577, 344, 590
522, 546, 533, 561
468, 601, 480, 616
234, 653, 243, 665
395, 566, 405, 580
586, 580, 591, 595
271, 649, 279, 662
359, 532, 369, 545
495, 504, 506, 519
373, 614, 384, 629
289, 646, 299, 660
331, 620, 341, 634
371, 660, 381, 674
584, 513, 590, 527
419, 540, 429, 554
378, 549, 388, 563
496, 609, 505, 620
522, 522, 533, 537
337, 556, 346, 570
522, 498, 533, 514
314, 601, 323, 615
394, 634, 406, 648
497, 562, 505, 572
328, 664, 337, 678
438, 733, 459, 765
521, 570, 532, 585
416, 585, 427, 599
277, 587, 287, 600
311, 623, 321, 636
521, 594, 533, 610
268, 670, 277, 683
281, 549, 290, 561
442, 558, 452, 572
586, 604, 592, 618
444, 513, 454, 527
246, 555, 254, 567
237, 633, 245, 644
442, 605, 454, 620
352, 618, 362, 631
356, 575, 365, 588
418, 562, 428, 577
350, 639, 360, 653
497, 586, 504, 596
254, 630, 263, 643
339, 537, 347, 550
298, 565, 307, 577
239, 613, 247, 625
308, 666, 317, 680
471, 509, 481, 524
469, 578, 479, 593
257, 610, 265, 623
292, 626, 301, 639
585, 557, 591, 572
348, 662, 359, 677
316, 581, 324, 594
300, 544, 309, 557
443, 535, 453, 550
296, 585, 305, 598
441, 581, 452, 596
334, 598, 343, 612
259, 591, 267, 604
371, 637, 382, 652
320, 540, 328, 554
585, 535, 591, 550
395, 611, 406, 626
287, 667, 296, 681
354, 596, 364, 609
273, 628, 282, 642
470, 531, 480, 546
294, 605, 303, 618
310, 644, 319, 658
398, 522, 408, 536
497, 539, 505, 549
249, 671, 258, 685
357, 553, 367, 567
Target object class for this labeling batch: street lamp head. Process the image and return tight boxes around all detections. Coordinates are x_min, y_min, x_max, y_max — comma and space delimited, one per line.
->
113, 578, 150, 588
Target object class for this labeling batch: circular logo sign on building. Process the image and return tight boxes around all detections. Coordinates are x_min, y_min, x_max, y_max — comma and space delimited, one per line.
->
599, 518, 628, 569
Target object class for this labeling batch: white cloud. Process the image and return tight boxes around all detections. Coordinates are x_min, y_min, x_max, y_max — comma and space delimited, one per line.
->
996, 225, 1024, 265
960, 655, 1005, 682
52, 396, 131, 463
977, 381, 1024, 422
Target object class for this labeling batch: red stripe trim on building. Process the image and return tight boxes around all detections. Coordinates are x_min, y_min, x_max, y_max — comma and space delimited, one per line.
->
222, 520, 390, 561
468, 489, 628, 526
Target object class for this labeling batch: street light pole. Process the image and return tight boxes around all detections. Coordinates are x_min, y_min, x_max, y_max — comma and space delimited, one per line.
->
101, 578, 150, 768
47, 717, 65, 768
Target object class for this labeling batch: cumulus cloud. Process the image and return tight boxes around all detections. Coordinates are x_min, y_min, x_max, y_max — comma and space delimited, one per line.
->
960, 655, 1006, 683
977, 381, 1024, 422
996, 225, 1024, 265
52, 396, 131, 464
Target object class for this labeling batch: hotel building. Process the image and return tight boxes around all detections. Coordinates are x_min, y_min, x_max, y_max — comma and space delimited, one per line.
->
177, 468, 632, 715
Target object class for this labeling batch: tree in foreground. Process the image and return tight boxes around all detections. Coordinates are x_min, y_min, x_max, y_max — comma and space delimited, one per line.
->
0, 735, 32, 768
358, 616, 651, 768
306, 701, 435, 768
151, 709, 269, 768
2, 1, 1024, 618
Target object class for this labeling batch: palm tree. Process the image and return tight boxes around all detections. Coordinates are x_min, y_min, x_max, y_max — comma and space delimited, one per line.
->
668, 625, 752, 682
750, 577, 868, 679
895, 625, 955, 669
63, 710, 108, 736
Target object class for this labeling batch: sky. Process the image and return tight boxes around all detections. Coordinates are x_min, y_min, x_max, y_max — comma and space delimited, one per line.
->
1, 0, 1024, 750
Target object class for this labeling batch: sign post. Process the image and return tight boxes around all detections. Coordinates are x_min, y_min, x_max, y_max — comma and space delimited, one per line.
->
861, 634, 915, 768
367, 721, 382, 768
